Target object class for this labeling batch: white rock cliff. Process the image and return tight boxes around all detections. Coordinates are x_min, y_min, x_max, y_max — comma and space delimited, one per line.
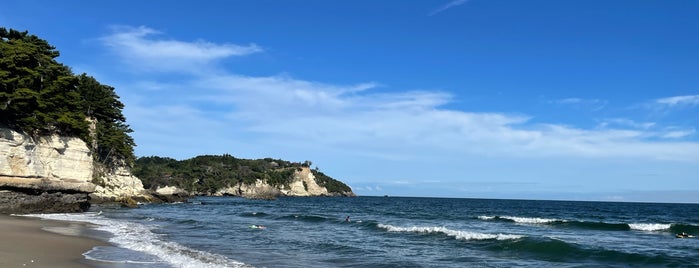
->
0, 128, 95, 192
213, 167, 333, 198
0, 127, 148, 210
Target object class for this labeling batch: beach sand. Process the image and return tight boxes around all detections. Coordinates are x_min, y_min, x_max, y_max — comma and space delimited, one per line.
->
0, 214, 107, 267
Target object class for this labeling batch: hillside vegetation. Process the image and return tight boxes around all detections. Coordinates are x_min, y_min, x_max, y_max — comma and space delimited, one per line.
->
0, 28, 135, 167
133, 155, 353, 195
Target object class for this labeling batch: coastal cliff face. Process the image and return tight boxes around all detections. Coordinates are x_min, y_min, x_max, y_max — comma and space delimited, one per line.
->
212, 167, 354, 198
91, 166, 151, 203
155, 167, 354, 199
0, 128, 94, 213
0, 128, 147, 213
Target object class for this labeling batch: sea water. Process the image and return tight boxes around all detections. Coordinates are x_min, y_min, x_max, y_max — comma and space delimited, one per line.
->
31, 196, 699, 267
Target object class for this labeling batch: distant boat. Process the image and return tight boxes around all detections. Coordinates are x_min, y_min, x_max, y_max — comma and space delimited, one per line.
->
384, 195, 389, 197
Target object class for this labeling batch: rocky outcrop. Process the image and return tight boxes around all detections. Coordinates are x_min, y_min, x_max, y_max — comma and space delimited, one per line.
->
0, 128, 96, 213
90, 166, 152, 204
212, 167, 354, 199
150, 185, 189, 203
0, 127, 150, 213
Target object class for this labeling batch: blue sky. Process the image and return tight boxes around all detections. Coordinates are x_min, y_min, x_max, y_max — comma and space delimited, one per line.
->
3, 0, 698, 202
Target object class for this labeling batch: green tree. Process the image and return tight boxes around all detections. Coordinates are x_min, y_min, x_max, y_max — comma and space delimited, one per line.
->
0, 28, 86, 137
1, 28, 135, 168
76, 74, 135, 165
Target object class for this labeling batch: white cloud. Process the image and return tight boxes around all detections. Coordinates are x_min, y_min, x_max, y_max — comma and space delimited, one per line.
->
660, 129, 695, 139
599, 118, 656, 129
429, 0, 469, 16
656, 94, 699, 107
550, 97, 607, 111
101, 26, 261, 72
555, 98, 585, 104
107, 26, 699, 166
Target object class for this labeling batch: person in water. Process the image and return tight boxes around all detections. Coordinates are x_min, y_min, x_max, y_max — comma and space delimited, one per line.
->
345, 216, 350, 222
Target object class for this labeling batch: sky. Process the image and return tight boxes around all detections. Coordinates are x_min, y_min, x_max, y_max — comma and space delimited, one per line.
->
3, 0, 698, 203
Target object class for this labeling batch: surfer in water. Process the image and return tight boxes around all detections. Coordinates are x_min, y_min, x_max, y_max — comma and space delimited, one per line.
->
676, 232, 693, 238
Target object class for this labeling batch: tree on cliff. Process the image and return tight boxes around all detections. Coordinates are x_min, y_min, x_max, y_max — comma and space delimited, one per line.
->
77, 74, 136, 165
0, 28, 135, 166
0, 28, 87, 138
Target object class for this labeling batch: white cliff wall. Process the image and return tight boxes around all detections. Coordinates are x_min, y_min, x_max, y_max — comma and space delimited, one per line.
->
214, 167, 330, 197
0, 127, 147, 198
0, 128, 95, 192
285, 167, 329, 196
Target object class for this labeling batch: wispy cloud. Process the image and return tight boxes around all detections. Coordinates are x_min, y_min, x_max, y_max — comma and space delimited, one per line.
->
598, 119, 694, 140
655, 94, 699, 107
550, 97, 607, 111
104, 26, 699, 166
101, 25, 261, 73
429, 0, 469, 16
661, 129, 695, 139
598, 118, 655, 129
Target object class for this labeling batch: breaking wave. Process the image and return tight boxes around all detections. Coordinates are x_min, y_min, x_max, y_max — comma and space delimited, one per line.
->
478, 215, 697, 233
25, 213, 249, 268
377, 224, 523, 241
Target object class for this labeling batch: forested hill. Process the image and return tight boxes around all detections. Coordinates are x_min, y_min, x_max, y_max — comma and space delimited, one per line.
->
0, 27, 135, 167
132, 155, 353, 195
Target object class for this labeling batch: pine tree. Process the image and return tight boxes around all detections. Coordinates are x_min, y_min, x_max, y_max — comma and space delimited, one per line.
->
1, 27, 136, 167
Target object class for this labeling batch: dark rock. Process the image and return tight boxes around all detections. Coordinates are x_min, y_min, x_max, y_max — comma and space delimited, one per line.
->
0, 189, 90, 214
149, 192, 189, 203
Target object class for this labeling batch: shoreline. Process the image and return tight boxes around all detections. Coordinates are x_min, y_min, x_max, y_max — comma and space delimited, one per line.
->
0, 214, 108, 267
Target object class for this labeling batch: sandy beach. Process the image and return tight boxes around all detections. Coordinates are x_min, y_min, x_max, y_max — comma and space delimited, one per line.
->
0, 214, 107, 267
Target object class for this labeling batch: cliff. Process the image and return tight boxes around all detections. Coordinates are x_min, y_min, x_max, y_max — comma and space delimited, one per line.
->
0, 127, 355, 213
147, 166, 356, 199
0, 128, 149, 213
134, 155, 356, 199
213, 167, 355, 199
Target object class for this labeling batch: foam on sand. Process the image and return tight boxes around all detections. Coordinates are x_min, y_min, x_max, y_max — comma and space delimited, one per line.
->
25, 212, 249, 268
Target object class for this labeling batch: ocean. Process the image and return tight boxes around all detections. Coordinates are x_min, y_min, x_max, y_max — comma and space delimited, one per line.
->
31, 196, 699, 267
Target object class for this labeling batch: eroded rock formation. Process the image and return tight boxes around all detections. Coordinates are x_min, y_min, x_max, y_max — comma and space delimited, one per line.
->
0, 128, 149, 213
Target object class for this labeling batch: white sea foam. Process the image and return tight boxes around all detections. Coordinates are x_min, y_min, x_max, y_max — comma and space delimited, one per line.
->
24, 213, 249, 268
477, 215, 561, 224
500, 216, 562, 224
377, 224, 523, 241
628, 223, 671, 231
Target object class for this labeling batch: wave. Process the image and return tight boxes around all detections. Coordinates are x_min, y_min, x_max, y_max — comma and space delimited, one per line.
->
559, 221, 630, 231
24, 213, 249, 268
377, 224, 523, 241
670, 223, 699, 234
478, 215, 564, 224
486, 237, 690, 265
478, 215, 699, 233
628, 223, 672, 232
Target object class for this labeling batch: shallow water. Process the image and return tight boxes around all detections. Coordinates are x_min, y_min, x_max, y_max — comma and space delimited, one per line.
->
33, 196, 699, 267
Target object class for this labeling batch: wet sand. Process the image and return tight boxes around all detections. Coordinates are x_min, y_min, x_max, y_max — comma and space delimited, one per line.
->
0, 214, 107, 267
